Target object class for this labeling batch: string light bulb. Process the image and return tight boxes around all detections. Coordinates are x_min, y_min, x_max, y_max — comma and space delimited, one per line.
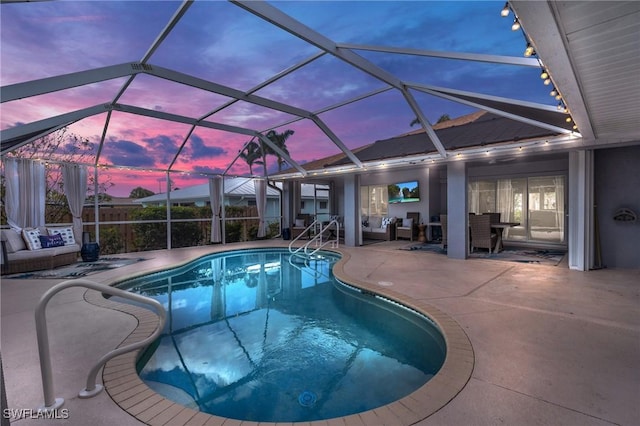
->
555, 94, 562, 101
550, 88, 557, 97
500, 2, 510, 17
511, 18, 520, 31
540, 69, 549, 79
524, 43, 535, 57
544, 77, 551, 85
566, 116, 572, 123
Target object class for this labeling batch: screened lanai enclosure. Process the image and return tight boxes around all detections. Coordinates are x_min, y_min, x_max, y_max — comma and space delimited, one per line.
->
1, 1, 639, 265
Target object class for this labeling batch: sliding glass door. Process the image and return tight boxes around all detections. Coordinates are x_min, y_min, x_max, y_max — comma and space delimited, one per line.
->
469, 175, 566, 245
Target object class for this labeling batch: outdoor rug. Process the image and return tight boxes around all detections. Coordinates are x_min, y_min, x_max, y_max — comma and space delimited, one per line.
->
400, 243, 566, 266
5, 257, 146, 279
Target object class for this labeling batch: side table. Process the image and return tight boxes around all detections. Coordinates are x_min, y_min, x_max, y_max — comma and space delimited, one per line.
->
417, 224, 427, 243
81, 242, 100, 262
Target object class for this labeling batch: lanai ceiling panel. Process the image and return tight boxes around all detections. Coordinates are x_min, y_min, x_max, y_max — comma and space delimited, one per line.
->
555, 1, 640, 140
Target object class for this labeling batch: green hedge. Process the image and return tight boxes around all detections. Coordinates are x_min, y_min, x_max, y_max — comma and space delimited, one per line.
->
129, 205, 279, 251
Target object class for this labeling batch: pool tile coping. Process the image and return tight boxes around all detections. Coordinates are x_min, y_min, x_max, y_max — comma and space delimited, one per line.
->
84, 247, 474, 426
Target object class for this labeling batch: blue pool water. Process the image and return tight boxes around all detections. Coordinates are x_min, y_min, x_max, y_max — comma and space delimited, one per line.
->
116, 248, 446, 422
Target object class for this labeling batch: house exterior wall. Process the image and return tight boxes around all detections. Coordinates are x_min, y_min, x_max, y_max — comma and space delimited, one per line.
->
594, 145, 640, 269
359, 167, 430, 225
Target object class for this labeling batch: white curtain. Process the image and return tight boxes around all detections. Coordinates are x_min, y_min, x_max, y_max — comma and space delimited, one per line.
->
554, 176, 565, 241
3, 158, 46, 230
496, 179, 514, 238
62, 164, 88, 242
209, 176, 222, 243
255, 178, 267, 238
467, 181, 480, 214
3, 158, 20, 231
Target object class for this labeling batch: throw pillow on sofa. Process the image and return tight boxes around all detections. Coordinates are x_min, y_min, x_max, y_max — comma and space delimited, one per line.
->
38, 234, 65, 248
47, 227, 76, 245
22, 228, 42, 250
2, 229, 27, 253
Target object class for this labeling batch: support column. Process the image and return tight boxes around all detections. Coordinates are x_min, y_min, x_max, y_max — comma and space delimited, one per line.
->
282, 180, 295, 230
343, 174, 360, 247
447, 160, 468, 259
568, 150, 593, 271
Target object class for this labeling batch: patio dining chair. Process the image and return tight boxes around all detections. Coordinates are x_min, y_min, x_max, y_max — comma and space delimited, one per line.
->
396, 212, 419, 241
482, 212, 501, 224
291, 214, 312, 239
469, 214, 497, 253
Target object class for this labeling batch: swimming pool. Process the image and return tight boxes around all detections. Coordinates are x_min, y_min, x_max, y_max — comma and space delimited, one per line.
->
116, 248, 446, 422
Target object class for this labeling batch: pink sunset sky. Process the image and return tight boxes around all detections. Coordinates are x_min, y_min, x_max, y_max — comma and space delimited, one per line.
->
0, 1, 553, 197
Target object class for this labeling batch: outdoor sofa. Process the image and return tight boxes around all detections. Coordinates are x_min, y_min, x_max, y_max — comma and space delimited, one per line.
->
362, 216, 397, 241
1, 227, 80, 275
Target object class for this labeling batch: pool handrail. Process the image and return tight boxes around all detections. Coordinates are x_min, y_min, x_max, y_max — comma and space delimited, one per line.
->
288, 219, 340, 256
288, 219, 319, 254
34, 278, 166, 412
305, 219, 340, 256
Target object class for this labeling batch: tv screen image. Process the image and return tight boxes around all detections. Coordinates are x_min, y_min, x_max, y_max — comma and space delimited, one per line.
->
388, 180, 420, 203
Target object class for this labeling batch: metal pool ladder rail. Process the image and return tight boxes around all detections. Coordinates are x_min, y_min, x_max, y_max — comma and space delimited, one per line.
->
34, 278, 166, 412
288, 218, 340, 257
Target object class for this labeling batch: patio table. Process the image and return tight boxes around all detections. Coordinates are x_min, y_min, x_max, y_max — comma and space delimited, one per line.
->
491, 222, 520, 253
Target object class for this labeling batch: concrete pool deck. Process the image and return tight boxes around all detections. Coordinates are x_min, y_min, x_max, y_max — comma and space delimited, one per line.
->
2, 239, 639, 425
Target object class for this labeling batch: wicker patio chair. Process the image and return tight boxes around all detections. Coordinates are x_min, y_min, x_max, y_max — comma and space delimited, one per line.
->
291, 214, 312, 239
483, 212, 501, 224
469, 214, 497, 253
396, 212, 419, 241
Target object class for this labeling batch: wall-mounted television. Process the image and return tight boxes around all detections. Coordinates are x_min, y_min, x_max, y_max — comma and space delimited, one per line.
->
388, 180, 420, 203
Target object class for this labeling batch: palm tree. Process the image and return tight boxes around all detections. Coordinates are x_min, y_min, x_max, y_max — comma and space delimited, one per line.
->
264, 129, 294, 172
239, 139, 264, 175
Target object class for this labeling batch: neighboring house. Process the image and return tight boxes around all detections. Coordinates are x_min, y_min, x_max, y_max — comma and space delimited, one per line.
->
134, 177, 329, 222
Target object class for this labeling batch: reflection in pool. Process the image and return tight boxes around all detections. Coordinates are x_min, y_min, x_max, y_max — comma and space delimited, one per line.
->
117, 249, 446, 422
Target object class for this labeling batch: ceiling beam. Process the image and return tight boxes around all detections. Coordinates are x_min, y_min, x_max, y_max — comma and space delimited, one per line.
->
410, 84, 576, 136
0, 63, 142, 103
140, 0, 193, 64
337, 43, 541, 67
0, 104, 109, 145
147, 65, 313, 119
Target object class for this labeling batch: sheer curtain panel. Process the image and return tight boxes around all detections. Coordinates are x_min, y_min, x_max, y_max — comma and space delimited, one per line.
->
4, 158, 46, 229
62, 164, 88, 241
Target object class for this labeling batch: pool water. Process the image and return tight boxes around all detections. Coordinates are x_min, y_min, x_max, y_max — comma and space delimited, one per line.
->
117, 248, 446, 422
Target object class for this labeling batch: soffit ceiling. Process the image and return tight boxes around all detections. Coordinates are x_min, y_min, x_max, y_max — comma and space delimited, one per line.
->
1, 0, 638, 180
511, 0, 640, 146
